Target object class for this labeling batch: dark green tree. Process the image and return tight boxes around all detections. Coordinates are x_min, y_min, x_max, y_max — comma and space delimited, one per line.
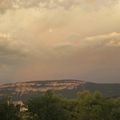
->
111, 98, 120, 120
0, 97, 21, 120
77, 91, 107, 120
28, 91, 69, 120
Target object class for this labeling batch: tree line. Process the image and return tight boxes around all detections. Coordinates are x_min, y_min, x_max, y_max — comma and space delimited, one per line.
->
0, 91, 120, 120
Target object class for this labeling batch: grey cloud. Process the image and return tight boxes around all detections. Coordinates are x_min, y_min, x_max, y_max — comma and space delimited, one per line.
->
48, 32, 120, 58
0, 33, 32, 83
53, 46, 120, 83
0, 0, 120, 83
0, 33, 28, 56
0, 0, 119, 13
50, 32, 120, 83
0, 33, 30, 69
0, 31, 120, 83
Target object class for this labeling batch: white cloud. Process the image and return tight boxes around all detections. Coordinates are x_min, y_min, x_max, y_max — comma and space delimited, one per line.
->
58, 32, 120, 51
82, 32, 120, 47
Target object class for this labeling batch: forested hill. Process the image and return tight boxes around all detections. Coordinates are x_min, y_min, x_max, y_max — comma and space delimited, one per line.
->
0, 80, 120, 100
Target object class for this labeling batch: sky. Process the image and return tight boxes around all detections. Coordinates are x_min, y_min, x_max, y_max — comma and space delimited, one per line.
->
0, 0, 120, 83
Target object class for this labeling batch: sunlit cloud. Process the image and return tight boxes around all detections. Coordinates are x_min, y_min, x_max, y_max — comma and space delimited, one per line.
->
69, 32, 120, 47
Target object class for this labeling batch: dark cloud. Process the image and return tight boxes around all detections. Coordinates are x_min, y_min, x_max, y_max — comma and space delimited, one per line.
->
0, 33, 30, 68
0, 0, 120, 83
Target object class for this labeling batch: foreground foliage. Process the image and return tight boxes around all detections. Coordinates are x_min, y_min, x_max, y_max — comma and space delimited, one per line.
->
0, 91, 120, 120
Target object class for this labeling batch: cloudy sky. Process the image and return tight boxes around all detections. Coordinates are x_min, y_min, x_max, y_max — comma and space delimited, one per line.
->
0, 0, 120, 83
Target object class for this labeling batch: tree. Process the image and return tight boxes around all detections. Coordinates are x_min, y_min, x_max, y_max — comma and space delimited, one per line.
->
28, 91, 69, 120
111, 98, 120, 120
0, 97, 21, 120
77, 91, 107, 120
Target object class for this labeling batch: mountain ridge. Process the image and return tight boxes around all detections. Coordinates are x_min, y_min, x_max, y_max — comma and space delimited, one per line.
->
0, 79, 120, 100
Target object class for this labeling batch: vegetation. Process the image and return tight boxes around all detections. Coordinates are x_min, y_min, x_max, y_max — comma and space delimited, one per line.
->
0, 91, 120, 120
0, 97, 21, 120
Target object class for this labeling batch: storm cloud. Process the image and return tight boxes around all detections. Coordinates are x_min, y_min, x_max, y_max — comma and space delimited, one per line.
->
0, 0, 120, 83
